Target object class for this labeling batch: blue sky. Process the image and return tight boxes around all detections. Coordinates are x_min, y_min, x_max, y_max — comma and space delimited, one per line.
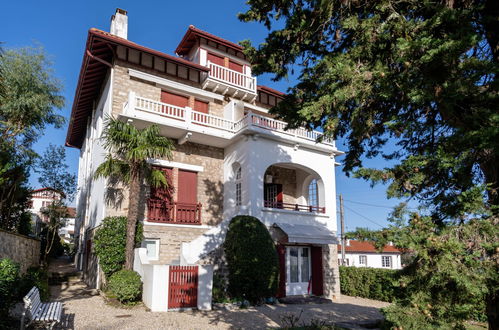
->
0, 0, 417, 230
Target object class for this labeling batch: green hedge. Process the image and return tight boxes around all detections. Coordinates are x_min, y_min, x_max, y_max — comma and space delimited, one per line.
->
93, 216, 143, 278
224, 215, 279, 304
108, 269, 142, 303
0, 258, 20, 321
339, 266, 400, 302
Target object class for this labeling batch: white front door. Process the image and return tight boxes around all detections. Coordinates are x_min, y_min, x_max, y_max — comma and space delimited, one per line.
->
286, 246, 311, 296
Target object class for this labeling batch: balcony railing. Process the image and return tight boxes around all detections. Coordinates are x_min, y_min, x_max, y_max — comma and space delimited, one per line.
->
124, 93, 335, 147
207, 61, 256, 94
264, 201, 326, 213
147, 200, 202, 224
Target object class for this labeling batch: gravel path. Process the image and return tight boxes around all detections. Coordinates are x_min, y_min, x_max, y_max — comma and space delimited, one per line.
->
51, 279, 389, 329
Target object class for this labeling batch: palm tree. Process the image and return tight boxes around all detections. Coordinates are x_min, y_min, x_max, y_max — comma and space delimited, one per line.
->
95, 117, 174, 270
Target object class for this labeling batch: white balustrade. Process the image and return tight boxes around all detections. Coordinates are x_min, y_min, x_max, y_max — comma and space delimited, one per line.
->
124, 93, 334, 147
207, 61, 256, 93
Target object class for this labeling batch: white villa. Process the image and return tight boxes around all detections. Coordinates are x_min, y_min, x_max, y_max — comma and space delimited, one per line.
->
68, 9, 343, 311
338, 240, 403, 269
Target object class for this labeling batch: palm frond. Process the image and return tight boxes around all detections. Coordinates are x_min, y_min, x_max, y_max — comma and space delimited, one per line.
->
147, 168, 169, 188
94, 155, 131, 184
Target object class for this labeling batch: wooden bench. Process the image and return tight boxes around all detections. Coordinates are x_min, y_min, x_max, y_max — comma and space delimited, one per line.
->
21, 287, 62, 330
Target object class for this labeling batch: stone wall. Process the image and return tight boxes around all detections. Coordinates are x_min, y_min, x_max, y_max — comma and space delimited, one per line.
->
265, 165, 297, 204
143, 225, 208, 264
323, 243, 341, 300
0, 229, 40, 274
112, 61, 229, 119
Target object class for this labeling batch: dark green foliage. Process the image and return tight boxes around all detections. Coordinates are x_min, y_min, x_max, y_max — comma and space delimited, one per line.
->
93, 216, 143, 278
212, 273, 229, 303
339, 266, 399, 302
224, 215, 279, 304
108, 269, 142, 303
241, 1, 499, 326
0, 258, 20, 321
18, 267, 49, 301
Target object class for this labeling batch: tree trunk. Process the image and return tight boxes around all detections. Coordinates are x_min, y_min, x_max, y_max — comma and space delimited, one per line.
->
124, 170, 141, 270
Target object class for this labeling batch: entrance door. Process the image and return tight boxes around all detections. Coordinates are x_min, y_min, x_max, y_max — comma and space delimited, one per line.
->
286, 246, 311, 296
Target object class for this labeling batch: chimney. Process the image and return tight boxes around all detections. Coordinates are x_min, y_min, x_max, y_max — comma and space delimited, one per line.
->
346, 239, 351, 246
110, 8, 128, 39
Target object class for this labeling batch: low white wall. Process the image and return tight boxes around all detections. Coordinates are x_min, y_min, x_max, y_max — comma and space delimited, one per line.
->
197, 265, 213, 311
134, 248, 213, 312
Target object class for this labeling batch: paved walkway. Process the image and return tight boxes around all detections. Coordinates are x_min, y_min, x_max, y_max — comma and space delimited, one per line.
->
49, 259, 389, 329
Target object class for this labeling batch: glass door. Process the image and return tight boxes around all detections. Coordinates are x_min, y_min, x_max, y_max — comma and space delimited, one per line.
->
286, 246, 311, 296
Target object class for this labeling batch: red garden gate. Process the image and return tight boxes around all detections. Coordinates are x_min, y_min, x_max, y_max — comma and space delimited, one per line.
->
168, 266, 198, 309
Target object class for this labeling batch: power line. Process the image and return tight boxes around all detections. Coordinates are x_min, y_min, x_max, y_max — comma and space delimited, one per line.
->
343, 204, 385, 228
342, 198, 418, 210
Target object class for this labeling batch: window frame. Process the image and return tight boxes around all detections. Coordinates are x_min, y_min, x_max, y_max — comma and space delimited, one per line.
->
235, 166, 242, 206
308, 179, 319, 207
381, 256, 392, 268
142, 238, 160, 260
359, 255, 367, 266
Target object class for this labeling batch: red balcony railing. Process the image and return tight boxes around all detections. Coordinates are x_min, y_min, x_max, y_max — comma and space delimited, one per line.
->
264, 201, 325, 213
147, 200, 202, 224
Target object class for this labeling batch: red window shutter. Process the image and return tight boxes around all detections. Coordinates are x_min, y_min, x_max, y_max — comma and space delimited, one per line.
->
207, 52, 225, 66
229, 60, 243, 73
177, 170, 197, 204
277, 244, 286, 298
150, 167, 173, 201
194, 99, 209, 114
161, 91, 189, 108
311, 246, 324, 296
276, 184, 283, 203
148, 167, 174, 222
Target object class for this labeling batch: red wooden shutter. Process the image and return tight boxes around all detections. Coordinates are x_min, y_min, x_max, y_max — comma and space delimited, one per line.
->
229, 60, 243, 73
161, 91, 189, 108
194, 99, 209, 114
207, 52, 225, 66
276, 184, 283, 203
311, 246, 324, 296
148, 167, 173, 222
277, 244, 286, 298
177, 170, 197, 204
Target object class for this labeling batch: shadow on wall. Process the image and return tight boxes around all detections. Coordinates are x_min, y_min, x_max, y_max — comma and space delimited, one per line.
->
203, 179, 224, 226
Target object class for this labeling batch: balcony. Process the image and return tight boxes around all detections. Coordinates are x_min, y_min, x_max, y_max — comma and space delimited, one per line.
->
202, 61, 257, 100
122, 93, 335, 149
147, 200, 202, 225
264, 201, 325, 214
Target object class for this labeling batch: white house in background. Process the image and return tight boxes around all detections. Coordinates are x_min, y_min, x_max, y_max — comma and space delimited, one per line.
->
338, 240, 402, 269
67, 9, 344, 312
28, 188, 64, 235
59, 207, 76, 243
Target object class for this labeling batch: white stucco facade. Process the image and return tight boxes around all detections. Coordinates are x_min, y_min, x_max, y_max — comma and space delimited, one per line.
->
339, 252, 402, 270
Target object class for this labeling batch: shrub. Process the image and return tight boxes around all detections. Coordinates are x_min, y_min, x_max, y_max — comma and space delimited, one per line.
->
0, 258, 20, 320
108, 269, 142, 303
339, 266, 399, 302
19, 267, 49, 301
212, 273, 229, 303
224, 215, 279, 304
93, 216, 143, 278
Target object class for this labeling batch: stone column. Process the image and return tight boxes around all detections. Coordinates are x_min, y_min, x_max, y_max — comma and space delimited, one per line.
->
323, 243, 341, 300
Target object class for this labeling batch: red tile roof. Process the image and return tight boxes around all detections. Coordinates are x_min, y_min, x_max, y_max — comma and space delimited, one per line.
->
175, 25, 244, 56
338, 240, 401, 253
66, 207, 77, 218
257, 85, 286, 98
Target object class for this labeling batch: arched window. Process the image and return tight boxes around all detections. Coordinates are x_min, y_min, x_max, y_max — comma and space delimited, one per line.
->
308, 179, 319, 207
235, 166, 242, 206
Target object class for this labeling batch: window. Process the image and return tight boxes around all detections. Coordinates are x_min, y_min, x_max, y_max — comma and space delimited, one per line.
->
235, 166, 242, 206
264, 183, 283, 207
308, 179, 319, 207
382, 256, 392, 268
359, 255, 367, 266
143, 239, 159, 260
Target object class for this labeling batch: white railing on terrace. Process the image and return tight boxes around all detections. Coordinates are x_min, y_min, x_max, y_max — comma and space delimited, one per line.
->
124, 93, 334, 147
207, 61, 257, 94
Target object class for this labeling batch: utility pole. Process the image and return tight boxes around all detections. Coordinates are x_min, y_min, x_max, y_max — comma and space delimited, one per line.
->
339, 194, 346, 265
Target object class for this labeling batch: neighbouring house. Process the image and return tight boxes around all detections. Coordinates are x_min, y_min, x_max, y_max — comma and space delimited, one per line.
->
59, 207, 76, 243
67, 9, 343, 311
338, 239, 402, 270
28, 188, 64, 235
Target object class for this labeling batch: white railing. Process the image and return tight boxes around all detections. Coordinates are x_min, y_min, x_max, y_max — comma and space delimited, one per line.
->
207, 61, 256, 93
124, 93, 335, 147
191, 111, 235, 132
